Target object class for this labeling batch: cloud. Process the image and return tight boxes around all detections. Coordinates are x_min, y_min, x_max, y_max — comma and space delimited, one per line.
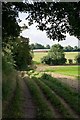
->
20, 24, 79, 47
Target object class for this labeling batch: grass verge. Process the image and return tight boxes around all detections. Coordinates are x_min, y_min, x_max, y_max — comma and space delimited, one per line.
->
44, 66, 79, 77
3, 77, 22, 118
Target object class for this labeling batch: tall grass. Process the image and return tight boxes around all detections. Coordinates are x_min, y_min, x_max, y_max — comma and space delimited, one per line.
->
2, 56, 16, 100
3, 78, 22, 118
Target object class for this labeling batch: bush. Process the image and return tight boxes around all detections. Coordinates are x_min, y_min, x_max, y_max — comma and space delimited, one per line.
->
41, 55, 66, 65
41, 56, 51, 65
75, 54, 80, 64
68, 59, 73, 64
41, 44, 66, 65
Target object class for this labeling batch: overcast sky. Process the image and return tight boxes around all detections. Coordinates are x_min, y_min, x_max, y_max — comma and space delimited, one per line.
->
18, 12, 79, 47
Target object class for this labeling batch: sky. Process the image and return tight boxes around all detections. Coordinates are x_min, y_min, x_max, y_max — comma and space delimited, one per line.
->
18, 12, 79, 47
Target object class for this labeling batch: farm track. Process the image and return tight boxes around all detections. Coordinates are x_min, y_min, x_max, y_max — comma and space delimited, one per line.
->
43, 81, 79, 118
3, 71, 80, 119
19, 77, 36, 118
54, 92, 79, 118
42, 79, 80, 116
24, 77, 61, 118
23, 73, 80, 119
34, 78, 79, 119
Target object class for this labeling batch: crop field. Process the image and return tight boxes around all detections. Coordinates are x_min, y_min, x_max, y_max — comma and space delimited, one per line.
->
33, 52, 79, 64
25, 71, 80, 119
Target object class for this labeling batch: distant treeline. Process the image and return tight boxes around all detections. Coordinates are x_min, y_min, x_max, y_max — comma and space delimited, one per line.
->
30, 43, 80, 52
30, 43, 50, 50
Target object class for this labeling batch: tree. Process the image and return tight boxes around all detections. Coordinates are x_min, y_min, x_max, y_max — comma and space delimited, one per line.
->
2, 2, 20, 41
2, 2, 80, 42
46, 45, 50, 49
34, 43, 45, 49
30, 43, 35, 50
63, 45, 73, 52
12, 36, 32, 70
41, 44, 66, 65
25, 2, 80, 41
2, 2, 33, 71
73, 46, 78, 51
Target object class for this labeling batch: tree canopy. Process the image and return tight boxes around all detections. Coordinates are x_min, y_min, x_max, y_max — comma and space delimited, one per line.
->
2, 2, 80, 42
2, 2, 33, 71
12, 37, 32, 70
26, 2, 80, 41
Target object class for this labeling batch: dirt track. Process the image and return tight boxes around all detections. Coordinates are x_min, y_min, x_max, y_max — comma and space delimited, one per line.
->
19, 77, 36, 118
3, 71, 80, 119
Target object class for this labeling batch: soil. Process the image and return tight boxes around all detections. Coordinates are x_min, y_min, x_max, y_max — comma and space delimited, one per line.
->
35, 77, 79, 118
23, 74, 79, 119
25, 78, 62, 118
19, 76, 37, 118
51, 88, 79, 118
46, 72, 80, 92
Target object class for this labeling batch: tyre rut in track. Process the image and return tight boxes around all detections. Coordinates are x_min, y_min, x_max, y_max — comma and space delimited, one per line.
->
19, 77, 36, 118
24, 77, 62, 118
50, 87, 79, 118
35, 79, 80, 119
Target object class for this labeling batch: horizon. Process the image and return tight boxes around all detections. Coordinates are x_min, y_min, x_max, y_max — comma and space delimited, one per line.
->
29, 42, 79, 48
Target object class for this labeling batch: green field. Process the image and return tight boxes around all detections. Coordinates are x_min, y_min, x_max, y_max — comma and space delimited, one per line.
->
33, 52, 79, 64
44, 65, 80, 77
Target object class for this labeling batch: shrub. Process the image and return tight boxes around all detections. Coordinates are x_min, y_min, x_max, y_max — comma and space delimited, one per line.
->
41, 44, 66, 65
41, 56, 66, 65
41, 56, 51, 64
75, 54, 80, 64
68, 59, 73, 64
